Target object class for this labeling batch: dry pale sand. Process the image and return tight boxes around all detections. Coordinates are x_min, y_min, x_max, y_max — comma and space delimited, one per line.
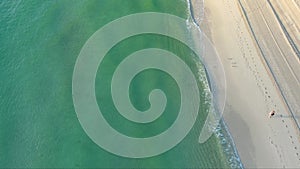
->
190, 0, 300, 168
238, 0, 300, 131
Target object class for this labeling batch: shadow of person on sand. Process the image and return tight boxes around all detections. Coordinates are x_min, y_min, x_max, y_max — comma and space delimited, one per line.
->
274, 114, 300, 119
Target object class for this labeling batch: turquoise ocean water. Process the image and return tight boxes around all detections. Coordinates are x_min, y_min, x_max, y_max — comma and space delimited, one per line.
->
0, 0, 242, 168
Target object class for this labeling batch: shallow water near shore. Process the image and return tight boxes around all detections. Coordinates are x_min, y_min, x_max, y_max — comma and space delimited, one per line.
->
0, 0, 241, 168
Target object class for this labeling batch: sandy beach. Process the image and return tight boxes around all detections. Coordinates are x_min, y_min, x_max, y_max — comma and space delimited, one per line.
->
190, 0, 300, 167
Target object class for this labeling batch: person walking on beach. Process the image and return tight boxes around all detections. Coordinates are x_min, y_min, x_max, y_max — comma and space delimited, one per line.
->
269, 110, 275, 118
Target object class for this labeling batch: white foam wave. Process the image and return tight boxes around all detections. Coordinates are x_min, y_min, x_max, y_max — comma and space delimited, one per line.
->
185, 0, 244, 168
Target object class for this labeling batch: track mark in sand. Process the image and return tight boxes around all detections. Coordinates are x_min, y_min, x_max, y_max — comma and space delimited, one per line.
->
228, 57, 238, 68
233, 10, 268, 98
226, 0, 300, 163
225, 4, 300, 162
233, 0, 280, 113
283, 121, 300, 160
268, 130, 285, 165
227, 0, 281, 121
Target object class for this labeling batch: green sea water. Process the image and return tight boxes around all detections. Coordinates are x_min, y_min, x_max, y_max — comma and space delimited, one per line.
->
0, 0, 241, 168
